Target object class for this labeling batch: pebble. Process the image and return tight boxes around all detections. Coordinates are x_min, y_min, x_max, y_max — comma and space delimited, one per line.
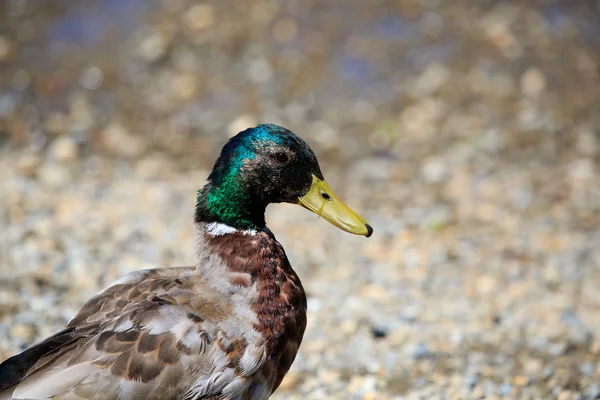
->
227, 115, 257, 137
138, 31, 170, 62
101, 122, 147, 157
0, 291, 19, 316
278, 371, 301, 391
575, 126, 598, 156
69, 93, 95, 131
79, 65, 104, 90
48, 136, 79, 163
170, 73, 199, 100
183, 4, 215, 32
421, 157, 448, 183
568, 158, 595, 182
247, 58, 273, 84
521, 68, 547, 96
37, 162, 72, 187
411, 62, 451, 98
0, 35, 12, 61
11, 69, 30, 91
273, 18, 298, 43
513, 375, 530, 387
45, 112, 70, 135
498, 384, 512, 396
370, 325, 388, 339
16, 152, 41, 176
11, 323, 35, 344
411, 342, 431, 360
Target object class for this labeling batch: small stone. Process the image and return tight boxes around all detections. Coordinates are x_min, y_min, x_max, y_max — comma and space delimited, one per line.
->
0, 35, 12, 61
171, 45, 198, 72
468, 374, 483, 388
318, 369, 340, 384
370, 325, 388, 339
579, 362, 594, 376
272, 18, 298, 43
184, 4, 215, 32
523, 358, 543, 376
521, 68, 546, 96
575, 126, 598, 156
138, 31, 170, 62
37, 163, 72, 187
250, 1, 275, 24
557, 390, 575, 400
227, 115, 257, 137
471, 385, 485, 398
421, 157, 448, 183
171, 73, 199, 100
134, 153, 172, 179
568, 158, 595, 182
11, 69, 30, 91
482, 15, 522, 58
79, 65, 104, 90
411, 62, 451, 97
420, 10, 444, 37
69, 93, 95, 131
363, 392, 377, 400
0, 291, 19, 316
586, 383, 600, 398
352, 158, 392, 181
45, 112, 70, 135
310, 121, 339, 151
547, 342, 568, 356
11, 323, 35, 343
512, 375, 530, 387
48, 136, 79, 163
306, 297, 322, 313
388, 327, 411, 346
16, 152, 41, 176
498, 383, 512, 396
278, 371, 301, 391
101, 122, 146, 158
247, 58, 272, 84
339, 319, 358, 335
477, 275, 498, 295
348, 376, 365, 394
411, 342, 430, 360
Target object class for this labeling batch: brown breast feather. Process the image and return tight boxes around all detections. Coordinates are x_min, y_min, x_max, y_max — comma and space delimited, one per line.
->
205, 230, 307, 393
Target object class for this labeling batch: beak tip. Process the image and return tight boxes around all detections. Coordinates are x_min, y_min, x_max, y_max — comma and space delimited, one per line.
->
365, 223, 374, 238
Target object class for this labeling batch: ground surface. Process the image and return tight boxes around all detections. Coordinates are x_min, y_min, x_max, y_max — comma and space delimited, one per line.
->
1, 1, 600, 399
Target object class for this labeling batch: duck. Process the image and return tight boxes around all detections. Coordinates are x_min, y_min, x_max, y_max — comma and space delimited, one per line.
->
0, 123, 372, 400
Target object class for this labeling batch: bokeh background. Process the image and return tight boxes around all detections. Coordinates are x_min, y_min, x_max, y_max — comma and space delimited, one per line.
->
1, 1, 599, 399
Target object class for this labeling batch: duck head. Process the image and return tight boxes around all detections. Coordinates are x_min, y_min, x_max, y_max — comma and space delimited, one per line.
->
195, 124, 373, 237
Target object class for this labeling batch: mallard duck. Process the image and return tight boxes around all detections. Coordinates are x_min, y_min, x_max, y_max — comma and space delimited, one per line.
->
0, 124, 372, 399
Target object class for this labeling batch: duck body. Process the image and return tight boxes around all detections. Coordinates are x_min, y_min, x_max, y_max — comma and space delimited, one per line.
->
0, 224, 305, 399
0, 124, 370, 399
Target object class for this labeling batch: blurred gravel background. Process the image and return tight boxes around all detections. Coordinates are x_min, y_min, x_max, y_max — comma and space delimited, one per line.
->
1, 1, 600, 399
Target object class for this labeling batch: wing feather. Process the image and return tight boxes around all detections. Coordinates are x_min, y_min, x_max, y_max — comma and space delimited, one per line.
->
13, 362, 99, 398
0, 267, 265, 399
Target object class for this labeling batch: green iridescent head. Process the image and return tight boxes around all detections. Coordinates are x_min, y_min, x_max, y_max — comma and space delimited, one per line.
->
195, 124, 372, 237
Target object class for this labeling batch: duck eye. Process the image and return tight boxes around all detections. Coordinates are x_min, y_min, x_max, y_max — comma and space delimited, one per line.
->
275, 152, 289, 163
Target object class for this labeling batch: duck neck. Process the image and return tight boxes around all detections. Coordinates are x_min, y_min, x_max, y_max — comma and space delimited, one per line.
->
194, 181, 266, 232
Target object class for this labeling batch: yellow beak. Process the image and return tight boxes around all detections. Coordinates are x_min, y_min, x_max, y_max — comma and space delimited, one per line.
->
298, 175, 373, 237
